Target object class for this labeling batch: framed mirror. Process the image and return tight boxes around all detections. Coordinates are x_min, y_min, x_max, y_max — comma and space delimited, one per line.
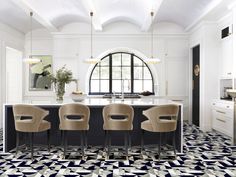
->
29, 55, 52, 91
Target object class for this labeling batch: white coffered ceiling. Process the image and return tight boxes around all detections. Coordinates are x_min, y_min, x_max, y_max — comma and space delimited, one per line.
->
0, 0, 234, 33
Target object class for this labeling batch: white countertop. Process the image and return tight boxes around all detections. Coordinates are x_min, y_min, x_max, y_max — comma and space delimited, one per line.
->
4, 97, 183, 107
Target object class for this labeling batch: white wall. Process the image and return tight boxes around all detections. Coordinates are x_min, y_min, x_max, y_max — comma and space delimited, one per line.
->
189, 22, 220, 131
0, 22, 24, 128
24, 22, 189, 94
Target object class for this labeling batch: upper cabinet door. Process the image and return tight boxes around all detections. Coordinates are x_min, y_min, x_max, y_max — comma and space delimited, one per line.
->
220, 36, 233, 78
166, 59, 188, 96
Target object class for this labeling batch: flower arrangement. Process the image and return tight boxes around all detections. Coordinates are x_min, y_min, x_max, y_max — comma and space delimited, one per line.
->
49, 65, 74, 100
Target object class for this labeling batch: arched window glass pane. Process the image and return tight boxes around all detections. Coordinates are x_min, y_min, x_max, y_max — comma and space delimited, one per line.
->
89, 52, 153, 94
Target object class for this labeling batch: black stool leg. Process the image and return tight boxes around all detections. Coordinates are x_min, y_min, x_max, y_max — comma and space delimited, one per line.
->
47, 129, 50, 152
173, 131, 176, 157
107, 131, 111, 159
141, 130, 144, 153
81, 131, 85, 159
16, 131, 19, 155
61, 130, 64, 146
125, 131, 128, 159
63, 130, 67, 159
158, 132, 161, 160
30, 132, 34, 160
104, 130, 107, 151
128, 131, 131, 150
24, 132, 29, 151
84, 131, 88, 149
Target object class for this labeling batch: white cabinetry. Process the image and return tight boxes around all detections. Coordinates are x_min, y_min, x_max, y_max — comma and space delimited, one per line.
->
165, 38, 189, 97
212, 100, 234, 138
220, 36, 233, 78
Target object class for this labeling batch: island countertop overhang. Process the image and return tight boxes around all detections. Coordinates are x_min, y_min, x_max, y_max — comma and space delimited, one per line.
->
4, 97, 183, 107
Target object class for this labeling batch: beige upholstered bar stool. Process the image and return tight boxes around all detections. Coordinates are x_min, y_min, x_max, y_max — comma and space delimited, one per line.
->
141, 104, 179, 159
13, 104, 51, 159
103, 103, 134, 159
59, 103, 90, 159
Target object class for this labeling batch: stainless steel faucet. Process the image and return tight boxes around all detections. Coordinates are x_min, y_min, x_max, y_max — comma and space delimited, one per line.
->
121, 79, 124, 101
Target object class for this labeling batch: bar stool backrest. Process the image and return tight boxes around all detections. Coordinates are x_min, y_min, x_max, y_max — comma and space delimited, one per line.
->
59, 103, 90, 130
143, 104, 179, 132
103, 103, 134, 130
13, 104, 49, 132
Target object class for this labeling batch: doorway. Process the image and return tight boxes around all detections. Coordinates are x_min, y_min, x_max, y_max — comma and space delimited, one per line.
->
192, 45, 200, 126
6, 47, 23, 103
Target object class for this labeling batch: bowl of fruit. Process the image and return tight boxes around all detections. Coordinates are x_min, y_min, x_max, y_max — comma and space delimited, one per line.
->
70, 91, 87, 102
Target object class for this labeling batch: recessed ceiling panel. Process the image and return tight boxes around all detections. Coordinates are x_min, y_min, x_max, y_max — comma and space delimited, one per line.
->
0, 0, 233, 33
26, 0, 89, 28
93, 0, 150, 27
156, 0, 216, 28
0, 0, 42, 33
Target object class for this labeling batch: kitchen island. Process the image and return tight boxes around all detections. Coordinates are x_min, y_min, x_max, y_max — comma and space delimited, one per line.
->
3, 97, 183, 153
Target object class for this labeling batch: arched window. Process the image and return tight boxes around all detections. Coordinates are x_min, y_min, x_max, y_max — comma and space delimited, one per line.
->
89, 52, 154, 94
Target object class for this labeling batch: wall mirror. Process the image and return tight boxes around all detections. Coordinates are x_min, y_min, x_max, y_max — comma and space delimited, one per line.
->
29, 55, 52, 91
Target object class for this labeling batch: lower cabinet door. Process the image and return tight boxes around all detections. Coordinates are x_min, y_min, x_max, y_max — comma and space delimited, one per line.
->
212, 109, 233, 137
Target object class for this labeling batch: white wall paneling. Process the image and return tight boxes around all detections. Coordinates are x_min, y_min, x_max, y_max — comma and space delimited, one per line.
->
189, 22, 220, 131
6, 47, 23, 103
0, 22, 24, 128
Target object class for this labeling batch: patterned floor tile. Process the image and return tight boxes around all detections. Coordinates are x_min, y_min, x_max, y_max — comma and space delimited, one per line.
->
0, 124, 236, 176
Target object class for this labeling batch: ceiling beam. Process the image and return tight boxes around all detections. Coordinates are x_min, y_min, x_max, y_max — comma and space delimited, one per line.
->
82, 0, 103, 31
11, 0, 58, 32
141, 0, 164, 31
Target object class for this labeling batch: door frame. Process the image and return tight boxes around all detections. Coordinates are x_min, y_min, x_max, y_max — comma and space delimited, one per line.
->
189, 43, 201, 125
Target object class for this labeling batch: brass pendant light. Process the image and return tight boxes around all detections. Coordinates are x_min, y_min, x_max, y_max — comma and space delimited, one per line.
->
145, 11, 161, 64
84, 12, 100, 64
24, 12, 41, 64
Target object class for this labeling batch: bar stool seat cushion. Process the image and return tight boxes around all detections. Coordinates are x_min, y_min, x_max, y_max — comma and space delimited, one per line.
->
15, 120, 51, 132
59, 119, 89, 131
141, 120, 177, 132
103, 118, 133, 130
38, 120, 51, 132
141, 120, 153, 132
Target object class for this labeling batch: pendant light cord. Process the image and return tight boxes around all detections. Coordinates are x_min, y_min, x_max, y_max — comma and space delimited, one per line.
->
151, 11, 154, 59
90, 12, 93, 59
30, 12, 33, 59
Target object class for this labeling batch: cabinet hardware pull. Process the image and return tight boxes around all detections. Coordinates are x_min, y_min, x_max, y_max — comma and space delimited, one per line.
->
227, 72, 232, 75
213, 103, 215, 105
216, 110, 226, 114
226, 106, 230, 108
216, 118, 226, 123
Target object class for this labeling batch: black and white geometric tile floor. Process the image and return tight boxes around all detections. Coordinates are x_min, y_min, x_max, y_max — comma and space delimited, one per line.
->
0, 124, 236, 176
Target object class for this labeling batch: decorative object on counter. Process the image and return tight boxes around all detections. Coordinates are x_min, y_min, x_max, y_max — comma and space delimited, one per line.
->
145, 11, 161, 64
84, 12, 100, 64
49, 65, 74, 101
70, 80, 87, 102
140, 90, 153, 96
70, 91, 87, 102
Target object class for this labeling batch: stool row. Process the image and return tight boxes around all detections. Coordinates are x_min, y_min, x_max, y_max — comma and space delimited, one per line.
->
13, 103, 179, 159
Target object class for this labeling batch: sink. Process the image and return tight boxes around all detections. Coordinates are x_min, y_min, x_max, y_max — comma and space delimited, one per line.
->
226, 89, 236, 98
103, 93, 141, 99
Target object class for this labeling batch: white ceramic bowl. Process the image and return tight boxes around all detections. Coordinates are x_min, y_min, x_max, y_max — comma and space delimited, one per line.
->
70, 93, 87, 102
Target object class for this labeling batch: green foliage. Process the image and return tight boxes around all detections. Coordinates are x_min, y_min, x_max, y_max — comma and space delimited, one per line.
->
49, 65, 73, 84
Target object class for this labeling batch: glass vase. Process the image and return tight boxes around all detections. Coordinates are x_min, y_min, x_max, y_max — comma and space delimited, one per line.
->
55, 82, 65, 101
